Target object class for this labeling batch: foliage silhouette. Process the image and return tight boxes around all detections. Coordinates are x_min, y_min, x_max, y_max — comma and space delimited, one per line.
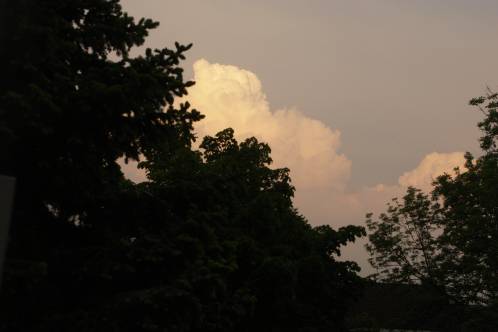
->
366, 90, 498, 308
433, 91, 498, 305
0, 1, 365, 331
366, 187, 443, 287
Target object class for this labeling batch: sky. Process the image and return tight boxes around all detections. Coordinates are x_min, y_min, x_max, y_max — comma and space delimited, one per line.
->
120, 0, 498, 274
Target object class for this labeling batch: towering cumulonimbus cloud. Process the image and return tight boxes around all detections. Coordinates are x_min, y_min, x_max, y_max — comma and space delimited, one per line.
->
121, 59, 466, 215
188, 59, 352, 191
184, 60, 467, 223
118, 58, 469, 274
121, 59, 467, 214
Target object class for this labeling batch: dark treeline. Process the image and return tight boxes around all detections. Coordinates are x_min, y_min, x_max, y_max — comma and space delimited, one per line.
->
2, 1, 498, 332
0, 1, 364, 331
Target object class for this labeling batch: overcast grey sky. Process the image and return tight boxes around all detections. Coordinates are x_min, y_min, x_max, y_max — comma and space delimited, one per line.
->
121, 0, 498, 272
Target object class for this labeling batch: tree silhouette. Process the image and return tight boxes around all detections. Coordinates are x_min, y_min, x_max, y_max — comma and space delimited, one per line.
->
366, 91, 498, 307
432, 92, 498, 305
0, 1, 365, 331
366, 187, 443, 287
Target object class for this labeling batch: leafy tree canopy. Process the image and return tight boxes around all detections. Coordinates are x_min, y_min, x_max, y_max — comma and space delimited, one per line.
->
366, 90, 498, 307
0, 1, 365, 331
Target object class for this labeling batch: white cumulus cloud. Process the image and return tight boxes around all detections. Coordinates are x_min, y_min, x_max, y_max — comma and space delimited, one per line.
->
397, 152, 466, 191
117, 59, 468, 276
357, 152, 467, 219
188, 59, 351, 191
